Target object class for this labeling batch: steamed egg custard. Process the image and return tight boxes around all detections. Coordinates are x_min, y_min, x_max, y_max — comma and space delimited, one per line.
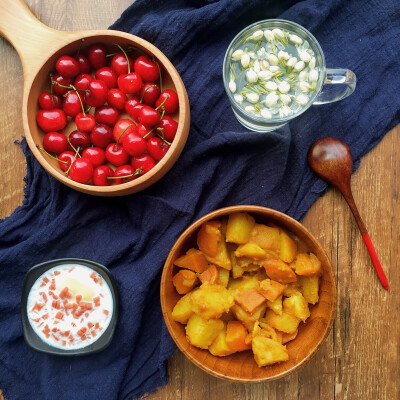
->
27, 264, 113, 350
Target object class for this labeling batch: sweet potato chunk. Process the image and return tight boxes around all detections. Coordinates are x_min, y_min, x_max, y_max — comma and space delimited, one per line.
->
249, 224, 280, 252
173, 269, 199, 294
174, 249, 208, 273
280, 231, 297, 263
264, 310, 300, 334
190, 282, 234, 320
200, 265, 219, 284
283, 292, 310, 322
258, 279, 285, 302
235, 243, 267, 259
197, 220, 221, 257
295, 253, 322, 276
263, 259, 297, 284
228, 275, 259, 297
252, 336, 289, 367
186, 314, 224, 349
226, 321, 251, 351
172, 292, 194, 324
226, 212, 255, 244
234, 289, 267, 314
209, 326, 236, 356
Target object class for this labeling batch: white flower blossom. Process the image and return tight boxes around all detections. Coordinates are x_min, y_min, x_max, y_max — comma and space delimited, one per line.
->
278, 50, 290, 62
257, 47, 267, 60
296, 94, 309, 105
251, 30, 263, 41
279, 93, 292, 105
278, 80, 291, 93
234, 94, 244, 104
299, 50, 311, 63
289, 34, 303, 45
246, 93, 260, 104
260, 60, 269, 70
269, 65, 280, 73
309, 69, 319, 82
298, 70, 308, 82
257, 70, 273, 81
231, 49, 244, 61
241, 53, 250, 68
309, 57, 316, 69
272, 28, 285, 41
245, 105, 256, 113
265, 92, 279, 107
299, 81, 311, 92
267, 53, 279, 65
294, 60, 305, 72
248, 51, 256, 60
253, 60, 261, 73
260, 108, 272, 119
265, 81, 278, 91
263, 29, 275, 42
279, 105, 293, 118
287, 57, 297, 68
246, 69, 258, 83
229, 80, 236, 93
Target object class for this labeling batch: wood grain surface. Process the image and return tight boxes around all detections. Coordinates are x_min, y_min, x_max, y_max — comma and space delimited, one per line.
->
0, 1, 399, 400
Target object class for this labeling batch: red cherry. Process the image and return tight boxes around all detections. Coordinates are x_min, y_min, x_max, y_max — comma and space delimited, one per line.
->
87, 44, 107, 70
74, 73, 94, 91
147, 137, 170, 161
157, 116, 178, 142
107, 88, 127, 110
75, 54, 90, 74
131, 154, 156, 174
125, 97, 141, 120
68, 130, 91, 150
43, 132, 68, 154
90, 124, 113, 148
155, 89, 179, 114
111, 53, 134, 76
94, 105, 119, 126
111, 165, 141, 185
69, 158, 93, 183
105, 143, 129, 166
134, 55, 159, 82
93, 165, 114, 186
52, 74, 73, 96
38, 92, 62, 110
75, 113, 96, 132
37, 109, 67, 132
82, 147, 106, 167
85, 79, 108, 107
136, 123, 155, 140
56, 55, 80, 78
122, 132, 147, 157
63, 91, 85, 117
138, 105, 161, 127
58, 151, 76, 172
95, 67, 117, 89
139, 83, 161, 106
112, 118, 136, 142
117, 73, 142, 94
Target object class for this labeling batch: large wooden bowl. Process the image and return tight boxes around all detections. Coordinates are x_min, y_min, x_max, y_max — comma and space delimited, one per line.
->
161, 205, 336, 382
0, 0, 190, 196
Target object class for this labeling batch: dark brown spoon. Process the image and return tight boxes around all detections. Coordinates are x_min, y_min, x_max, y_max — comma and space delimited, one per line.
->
308, 137, 389, 290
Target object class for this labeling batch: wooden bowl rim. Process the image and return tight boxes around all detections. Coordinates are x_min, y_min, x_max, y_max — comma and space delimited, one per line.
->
160, 205, 337, 382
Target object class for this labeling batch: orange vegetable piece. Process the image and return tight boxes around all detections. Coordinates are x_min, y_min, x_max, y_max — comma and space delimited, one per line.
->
263, 259, 297, 284
73, 308, 85, 318
234, 289, 267, 314
199, 265, 219, 284
59, 286, 72, 299
76, 294, 82, 304
295, 253, 322, 276
90, 272, 98, 283
55, 312, 64, 319
197, 220, 221, 258
77, 327, 87, 337
174, 249, 208, 273
172, 269, 199, 294
54, 271, 61, 276
88, 322, 94, 329
80, 301, 93, 310
32, 302, 44, 312
49, 279, 56, 291
258, 279, 285, 302
93, 296, 101, 307
103, 310, 109, 316
52, 300, 61, 309
226, 321, 252, 352
40, 292, 48, 302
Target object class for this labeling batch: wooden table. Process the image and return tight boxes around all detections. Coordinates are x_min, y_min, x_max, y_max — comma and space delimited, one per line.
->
0, 1, 398, 399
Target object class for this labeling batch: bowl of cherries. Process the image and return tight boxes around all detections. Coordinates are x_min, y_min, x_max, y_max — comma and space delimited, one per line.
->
34, 39, 190, 196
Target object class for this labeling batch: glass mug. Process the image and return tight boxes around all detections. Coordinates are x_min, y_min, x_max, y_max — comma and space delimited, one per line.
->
223, 19, 356, 132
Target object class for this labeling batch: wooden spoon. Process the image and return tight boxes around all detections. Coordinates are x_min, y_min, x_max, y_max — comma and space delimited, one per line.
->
308, 137, 389, 290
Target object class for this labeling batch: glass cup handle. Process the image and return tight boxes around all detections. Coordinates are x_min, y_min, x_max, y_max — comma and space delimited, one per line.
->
313, 68, 357, 105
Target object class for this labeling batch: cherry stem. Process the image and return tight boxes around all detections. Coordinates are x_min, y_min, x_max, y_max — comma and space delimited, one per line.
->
126, 45, 147, 56
155, 96, 168, 111
115, 44, 130, 74
143, 126, 156, 140
155, 61, 163, 92
66, 146, 80, 175
140, 85, 158, 103
70, 84, 86, 116
156, 127, 171, 145
53, 81, 89, 93
37, 146, 68, 164
115, 124, 134, 150
67, 138, 82, 157
49, 73, 54, 96
106, 168, 143, 180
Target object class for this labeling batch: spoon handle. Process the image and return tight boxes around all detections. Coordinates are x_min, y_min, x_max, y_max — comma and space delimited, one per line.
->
343, 189, 389, 290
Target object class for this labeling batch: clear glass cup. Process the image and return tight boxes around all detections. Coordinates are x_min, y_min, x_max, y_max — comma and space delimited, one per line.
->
223, 19, 356, 132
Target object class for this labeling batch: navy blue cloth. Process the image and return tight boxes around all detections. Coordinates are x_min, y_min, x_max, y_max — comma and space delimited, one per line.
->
1, 0, 399, 399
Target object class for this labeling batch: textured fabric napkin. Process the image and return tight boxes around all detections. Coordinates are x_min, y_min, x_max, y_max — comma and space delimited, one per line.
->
1, 0, 399, 399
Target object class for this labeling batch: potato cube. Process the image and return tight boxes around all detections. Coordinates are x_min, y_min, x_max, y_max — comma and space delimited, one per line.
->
282, 329, 298, 344
279, 231, 298, 263
283, 292, 310, 322
263, 259, 297, 283
234, 243, 266, 260
254, 321, 280, 343
282, 281, 302, 297
230, 250, 244, 279
197, 220, 221, 257
174, 249, 208, 273
299, 275, 320, 304
295, 253, 322, 276
252, 336, 289, 367
266, 295, 283, 315
185, 314, 224, 349
226, 212, 255, 244
234, 289, 267, 314
231, 303, 268, 332
209, 326, 236, 356
249, 224, 280, 252
258, 279, 285, 302
172, 292, 194, 324
228, 275, 259, 297
203, 231, 232, 271
217, 267, 230, 288
172, 269, 199, 294
264, 309, 300, 334
190, 282, 234, 320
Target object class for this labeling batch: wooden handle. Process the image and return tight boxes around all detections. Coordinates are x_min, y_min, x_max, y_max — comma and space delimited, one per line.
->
0, 0, 65, 76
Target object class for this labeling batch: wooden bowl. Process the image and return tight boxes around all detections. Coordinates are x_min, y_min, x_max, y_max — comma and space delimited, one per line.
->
160, 205, 336, 382
0, 0, 190, 196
